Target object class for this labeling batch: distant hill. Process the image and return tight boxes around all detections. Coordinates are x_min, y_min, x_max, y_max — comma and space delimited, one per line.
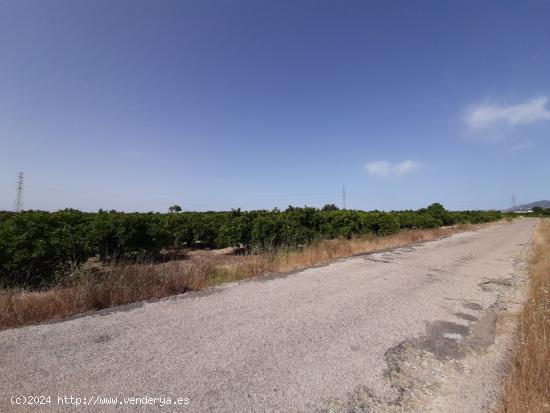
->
507, 200, 550, 211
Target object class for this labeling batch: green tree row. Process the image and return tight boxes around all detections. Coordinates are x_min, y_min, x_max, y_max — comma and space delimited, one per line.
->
0, 204, 505, 288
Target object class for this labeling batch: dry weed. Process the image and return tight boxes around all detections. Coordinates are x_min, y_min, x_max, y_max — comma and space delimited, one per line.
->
500, 220, 550, 412
0, 222, 500, 329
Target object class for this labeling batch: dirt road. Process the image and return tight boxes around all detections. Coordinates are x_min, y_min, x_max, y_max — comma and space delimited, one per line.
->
0, 219, 537, 412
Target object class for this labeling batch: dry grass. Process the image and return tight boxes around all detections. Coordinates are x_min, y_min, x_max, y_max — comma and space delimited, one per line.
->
500, 219, 550, 412
0, 222, 497, 329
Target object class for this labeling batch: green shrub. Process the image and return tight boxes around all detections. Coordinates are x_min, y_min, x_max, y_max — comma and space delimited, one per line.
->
0, 204, 504, 288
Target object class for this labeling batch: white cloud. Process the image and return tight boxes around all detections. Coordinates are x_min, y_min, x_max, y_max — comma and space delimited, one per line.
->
365, 160, 421, 176
365, 161, 391, 176
512, 142, 532, 151
465, 97, 550, 129
394, 160, 421, 175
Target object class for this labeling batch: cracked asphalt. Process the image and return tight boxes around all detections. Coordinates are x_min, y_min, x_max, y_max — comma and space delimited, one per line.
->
0, 219, 537, 412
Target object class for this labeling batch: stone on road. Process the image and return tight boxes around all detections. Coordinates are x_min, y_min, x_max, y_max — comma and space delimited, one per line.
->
0, 219, 537, 412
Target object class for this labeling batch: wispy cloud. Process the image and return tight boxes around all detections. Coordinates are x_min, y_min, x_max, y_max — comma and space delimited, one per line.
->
365, 160, 421, 176
512, 142, 532, 151
365, 161, 391, 176
465, 97, 550, 130
394, 160, 420, 175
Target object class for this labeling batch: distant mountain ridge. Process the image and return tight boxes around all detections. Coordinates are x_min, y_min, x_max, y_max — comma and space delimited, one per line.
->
507, 200, 550, 211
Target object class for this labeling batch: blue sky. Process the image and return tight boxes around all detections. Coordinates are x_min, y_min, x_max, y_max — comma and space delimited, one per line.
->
1, 0, 549, 212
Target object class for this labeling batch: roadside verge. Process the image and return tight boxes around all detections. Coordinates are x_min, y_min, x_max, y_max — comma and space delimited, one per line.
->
0, 221, 509, 330
500, 219, 550, 412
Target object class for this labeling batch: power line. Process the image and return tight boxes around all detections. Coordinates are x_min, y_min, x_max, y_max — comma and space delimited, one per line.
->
342, 185, 346, 210
14, 172, 23, 212
5, 180, 345, 211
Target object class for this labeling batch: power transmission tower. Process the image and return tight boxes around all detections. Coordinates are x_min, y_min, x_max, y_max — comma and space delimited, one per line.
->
14, 172, 23, 212
342, 186, 346, 210
512, 194, 516, 210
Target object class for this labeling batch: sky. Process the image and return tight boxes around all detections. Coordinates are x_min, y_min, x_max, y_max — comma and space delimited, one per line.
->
1, 0, 549, 212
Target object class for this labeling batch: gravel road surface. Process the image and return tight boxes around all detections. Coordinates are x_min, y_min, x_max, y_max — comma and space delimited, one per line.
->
0, 219, 537, 412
